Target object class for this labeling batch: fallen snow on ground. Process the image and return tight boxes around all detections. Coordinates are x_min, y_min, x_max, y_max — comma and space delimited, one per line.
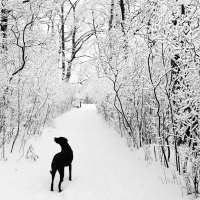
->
0, 104, 196, 200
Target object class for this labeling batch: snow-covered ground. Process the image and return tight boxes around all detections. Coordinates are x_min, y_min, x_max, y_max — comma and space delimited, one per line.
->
0, 104, 196, 200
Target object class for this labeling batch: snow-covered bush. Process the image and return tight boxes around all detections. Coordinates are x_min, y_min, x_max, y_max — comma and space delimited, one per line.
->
92, 0, 200, 196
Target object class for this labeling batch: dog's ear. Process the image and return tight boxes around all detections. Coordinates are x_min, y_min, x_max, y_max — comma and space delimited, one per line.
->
60, 137, 68, 142
54, 137, 68, 144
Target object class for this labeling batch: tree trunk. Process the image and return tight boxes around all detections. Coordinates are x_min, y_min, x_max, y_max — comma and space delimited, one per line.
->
119, 0, 125, 21
109, 0, 114, 30
66, 1, 76, 82
0, 1, 8, 158
1, 2, 8, 51
61, 3, 66, 81
11, 78, 21, 153
119, 0, 128, 58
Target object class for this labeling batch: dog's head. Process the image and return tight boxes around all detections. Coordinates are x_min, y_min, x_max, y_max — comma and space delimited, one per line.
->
54, 137, 68, 148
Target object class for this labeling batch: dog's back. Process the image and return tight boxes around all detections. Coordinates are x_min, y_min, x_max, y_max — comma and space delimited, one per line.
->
52, 144, 73, 167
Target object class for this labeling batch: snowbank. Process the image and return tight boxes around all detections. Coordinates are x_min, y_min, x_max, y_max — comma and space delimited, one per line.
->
0, 104, 194, 200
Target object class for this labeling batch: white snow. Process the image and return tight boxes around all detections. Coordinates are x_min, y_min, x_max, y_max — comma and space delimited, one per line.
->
0, 104, 196, 200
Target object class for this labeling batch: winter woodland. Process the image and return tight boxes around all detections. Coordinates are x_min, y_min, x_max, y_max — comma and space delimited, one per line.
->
1, 0, 200, 198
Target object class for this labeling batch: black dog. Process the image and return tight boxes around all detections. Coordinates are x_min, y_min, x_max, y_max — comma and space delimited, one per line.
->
50, 137, 73, 192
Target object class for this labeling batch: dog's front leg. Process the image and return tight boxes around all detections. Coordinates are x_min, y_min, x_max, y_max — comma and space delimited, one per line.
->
69, 163, 72, 181
50, 169, 56, 191
58, 167, 64, 192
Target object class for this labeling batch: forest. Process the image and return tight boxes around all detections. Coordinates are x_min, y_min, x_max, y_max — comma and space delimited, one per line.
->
1, 0, 200, 197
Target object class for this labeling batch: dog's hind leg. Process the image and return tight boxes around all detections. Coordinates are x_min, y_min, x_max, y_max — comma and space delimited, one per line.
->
50, 164, 57, 191
58, 167, 64, 192
69, 163, 72, 181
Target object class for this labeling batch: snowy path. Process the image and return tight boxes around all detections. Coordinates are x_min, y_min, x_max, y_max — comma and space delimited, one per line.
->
0, 104, 189, 200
